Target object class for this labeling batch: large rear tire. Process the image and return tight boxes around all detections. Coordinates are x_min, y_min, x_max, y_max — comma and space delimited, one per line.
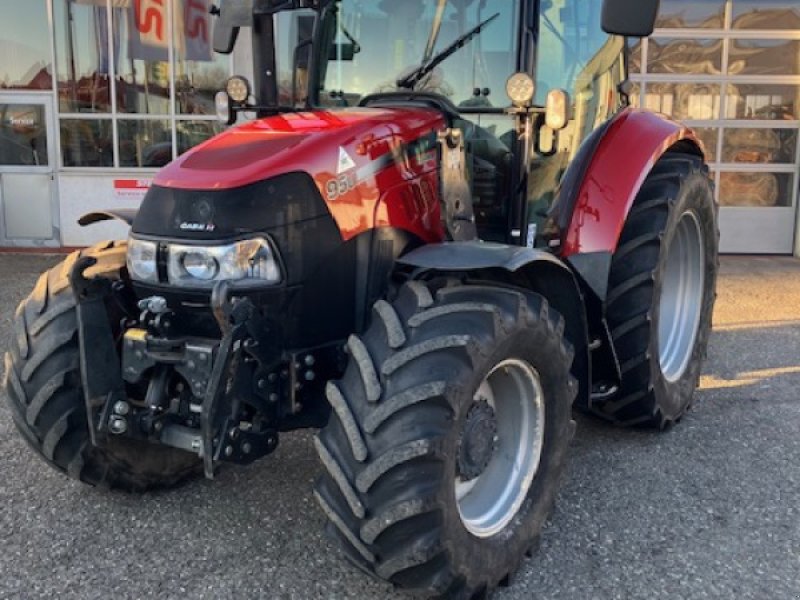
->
314, 281, 576, 597
595, 152, 718, 427
2, 241, 201, 491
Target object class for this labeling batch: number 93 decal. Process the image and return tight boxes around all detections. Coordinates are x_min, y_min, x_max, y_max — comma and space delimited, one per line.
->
325, 172, 358, 201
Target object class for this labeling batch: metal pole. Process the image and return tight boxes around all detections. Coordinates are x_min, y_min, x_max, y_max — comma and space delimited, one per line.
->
66, 0, 78, 108
252, 12, 278, 115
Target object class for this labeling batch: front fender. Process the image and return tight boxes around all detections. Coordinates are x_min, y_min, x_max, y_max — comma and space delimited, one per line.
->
397, 240, 565, 273
397, 241, 591, 409
560, 108, 704, 258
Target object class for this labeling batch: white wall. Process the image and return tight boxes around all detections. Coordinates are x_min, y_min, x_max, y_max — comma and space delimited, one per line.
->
57, 172, 154, 247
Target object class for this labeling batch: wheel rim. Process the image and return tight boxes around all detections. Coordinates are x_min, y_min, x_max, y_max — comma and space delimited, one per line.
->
455, 359, 545, 538
658, 210, 705, 383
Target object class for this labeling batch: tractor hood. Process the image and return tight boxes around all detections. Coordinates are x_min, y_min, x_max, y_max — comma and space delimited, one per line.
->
154, 108, 445, 191
136, 107, 446, 242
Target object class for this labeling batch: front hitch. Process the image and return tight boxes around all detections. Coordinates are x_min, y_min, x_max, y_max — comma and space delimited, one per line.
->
71, 261, 280, 475
69, 256, 128, 446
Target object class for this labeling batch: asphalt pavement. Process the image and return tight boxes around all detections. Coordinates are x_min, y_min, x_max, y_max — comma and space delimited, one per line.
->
0, 253, 798, 599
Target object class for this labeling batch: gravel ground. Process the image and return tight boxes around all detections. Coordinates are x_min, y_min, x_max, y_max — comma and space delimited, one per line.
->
1, 253, 798, 600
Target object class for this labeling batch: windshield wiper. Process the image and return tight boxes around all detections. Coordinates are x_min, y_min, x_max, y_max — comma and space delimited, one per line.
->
397, 12, 500, 90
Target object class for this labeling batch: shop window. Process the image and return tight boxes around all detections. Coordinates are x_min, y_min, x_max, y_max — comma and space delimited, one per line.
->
722, 128, 798, 164
729, 39, 800, 76
174, 0, 230, 115
628, 39, 643, 75
53, 0, 112, 112
725, 84, 799, 120
628, 82, 641, 108
693, 127, 718, 162
655, 0, 726, 29
0, 0, 53, 90
60, 119, 113, 167
647, 38, 723, 75
113, 3, 172, 114
0, 104, 49, 166
719, 172, 795, 207
176, 120, 223, 154
732, 1, 800, 31
118, 119, 172, 167
643, 82, 721, 120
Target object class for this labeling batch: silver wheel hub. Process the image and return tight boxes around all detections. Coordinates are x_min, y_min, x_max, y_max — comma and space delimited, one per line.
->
658, 210, 705, 382
455, 359, 545, 538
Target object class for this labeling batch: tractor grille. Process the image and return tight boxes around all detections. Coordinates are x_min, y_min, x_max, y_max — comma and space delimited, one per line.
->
132, 172, 328, 241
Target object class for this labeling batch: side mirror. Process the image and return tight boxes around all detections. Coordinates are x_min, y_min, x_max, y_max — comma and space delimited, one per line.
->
213, 0, 254, 54
328, 43, 358, 61
601, 0, 660, 37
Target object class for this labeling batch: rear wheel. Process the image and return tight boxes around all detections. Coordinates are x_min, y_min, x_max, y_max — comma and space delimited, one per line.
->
3, 241, 201, 491
596, 152, 718, 427
314, 281, 576, 597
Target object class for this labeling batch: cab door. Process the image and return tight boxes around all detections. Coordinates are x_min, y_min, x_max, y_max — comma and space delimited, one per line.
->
0, 93, 59, 246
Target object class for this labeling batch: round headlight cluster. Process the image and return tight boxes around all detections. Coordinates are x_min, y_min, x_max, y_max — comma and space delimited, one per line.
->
226, 76, 251, 104
506, 72, 535, 107
181, 251, 219, 280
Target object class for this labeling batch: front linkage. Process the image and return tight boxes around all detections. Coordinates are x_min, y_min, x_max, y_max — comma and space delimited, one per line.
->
69, 258, 334, 478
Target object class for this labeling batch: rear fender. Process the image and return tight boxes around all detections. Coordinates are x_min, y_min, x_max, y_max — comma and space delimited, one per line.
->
397, 241, 590, 408
559, 108, 704, 299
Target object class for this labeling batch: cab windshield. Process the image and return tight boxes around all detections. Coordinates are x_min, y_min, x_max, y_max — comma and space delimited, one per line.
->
314, 0, 521, 109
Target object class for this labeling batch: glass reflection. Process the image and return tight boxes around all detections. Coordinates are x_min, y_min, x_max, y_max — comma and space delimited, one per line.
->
648, 38, 723, 75
174, 0, 230, 115
729, 40, 800, 76
628, 38, 643, 75
643, 83, 720, 120
732, 1, 800, 30
113, 4, 172, 114
60, 119, 113, 167
53, 0, 112, 112
693, 127, 718, 162
719, 172, 794, 207
176, 120, 223, 154
118, 119, 172, 167
0, 1, 52, 90
726, 84, 798, 120
628, 82, 641, 108
0, 104, 48, 166
655, 0, 725, 29
722, 128, 797, 164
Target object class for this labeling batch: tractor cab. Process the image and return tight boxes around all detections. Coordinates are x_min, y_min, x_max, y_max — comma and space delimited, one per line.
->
212, 0, 652, 246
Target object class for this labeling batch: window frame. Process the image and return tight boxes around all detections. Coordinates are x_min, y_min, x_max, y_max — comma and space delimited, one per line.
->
48, 0, 232, 172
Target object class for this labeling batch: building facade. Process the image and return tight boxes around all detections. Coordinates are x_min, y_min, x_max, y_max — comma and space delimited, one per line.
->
629, 0, 800, 254
0, 0, 798, 254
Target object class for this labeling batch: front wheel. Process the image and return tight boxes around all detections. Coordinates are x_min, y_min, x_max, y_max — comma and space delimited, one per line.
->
3, 242, 201, 491
314, 281, 576, 597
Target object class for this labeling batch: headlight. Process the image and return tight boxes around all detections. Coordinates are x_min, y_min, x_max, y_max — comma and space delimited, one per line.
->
127, 238, 158, 283
506, 72, 535, 107
225, 76, 251, 104
167, 238, 281, 289
127, 237, 282, 289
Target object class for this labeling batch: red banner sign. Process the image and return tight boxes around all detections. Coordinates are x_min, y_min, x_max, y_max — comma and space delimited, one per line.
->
127, 0, 212, 62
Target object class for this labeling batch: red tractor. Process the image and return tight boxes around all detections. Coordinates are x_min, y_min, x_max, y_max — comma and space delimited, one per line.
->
4, 0, 717, 596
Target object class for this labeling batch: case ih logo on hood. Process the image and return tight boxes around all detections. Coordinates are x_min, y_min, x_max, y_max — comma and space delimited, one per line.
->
179, 222, 216, 232
178, 197, 215, 231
